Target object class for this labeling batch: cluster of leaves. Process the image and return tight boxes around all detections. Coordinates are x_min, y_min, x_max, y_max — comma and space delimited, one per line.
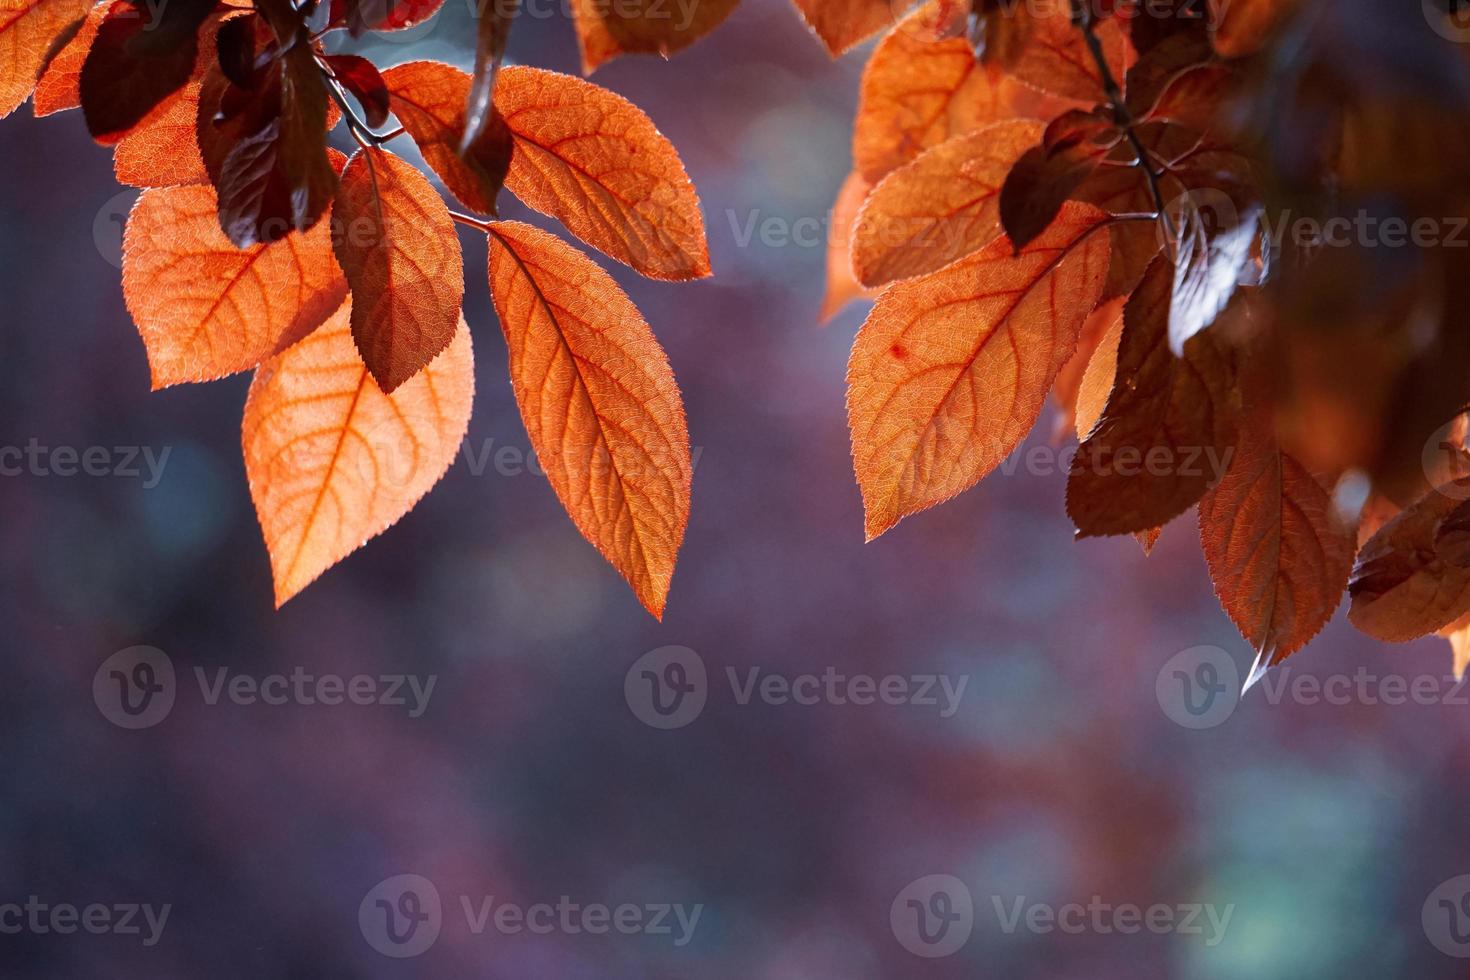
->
820, 0, 1470, 683
2, 0, 713, 616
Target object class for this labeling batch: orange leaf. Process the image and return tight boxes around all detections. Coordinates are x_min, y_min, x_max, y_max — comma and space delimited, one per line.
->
1208, 0, 1293, 59
1199, 398, 1355, 673
790, 0, 894, 56
1135, 526, 1161, 555
123, 181, 347, 387
848, 201, 1112, 540
571, 0, 740, 72
1350, 480, 1470, 642
1439, 614, 1470, 681
113, 68, 208, 187
242, 298, 474, 606
852, 119, 1043, 287
380, 61, 500, 215
821, 170, 877, 323
496, 65, 709, 281
1072, 309, 1122, 442
331, 147, 465, 393
1065, 256, 1239, 537
852, 1, 1065, 184
1007, 8, 1131, 104
486, 220, 692, 618
1056, 295, 1123, 439
30, 0, 101, 116
0, 0, 91, 118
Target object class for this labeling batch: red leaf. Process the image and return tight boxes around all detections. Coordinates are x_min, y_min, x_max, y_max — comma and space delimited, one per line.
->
79, 0, 214, 143
323, 53, 390, 129
1066, 256, 1239, 536
381, 60, 506, 215
1350, 480, 1470, 642
331, 147, 465, 392
999, 108, 1120, 251
0, 0, 95, 119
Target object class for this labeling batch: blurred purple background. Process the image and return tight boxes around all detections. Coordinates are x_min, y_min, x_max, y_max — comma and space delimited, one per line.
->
4, 1, 1470, 976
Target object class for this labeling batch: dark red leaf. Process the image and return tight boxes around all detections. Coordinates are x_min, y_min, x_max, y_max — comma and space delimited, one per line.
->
197, 33, 336, 246
323, 53, 390, 129
999, 108, 1120, 251
79, 0, 215, 143
215, 13, 257, 89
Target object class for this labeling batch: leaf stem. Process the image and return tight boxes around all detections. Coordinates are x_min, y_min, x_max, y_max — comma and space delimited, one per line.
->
316, 54, 401, 147
450, 210, 497, 233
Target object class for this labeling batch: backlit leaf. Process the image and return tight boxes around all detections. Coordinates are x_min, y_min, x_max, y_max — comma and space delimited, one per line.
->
1208, 0, 1293, 59
1066, 256, 1239, 536
1199, 392, 1355, 671
571, 0, 739, 73
496, 65, 710, 280
852, 0, 1065, 184
1349, 480, 1470, 642
0, 0, 92, 119
124, 181, 347, 388
381, 60, 504, 215
30, 0, 100, 117
791, 0, 898, 56
999, 108, 1120, 251
486, 220, 692, 618
1007, 7, 1131, 104
79, 0, 214, 143
331, 147, 465, 393
852, 119, 1043, 287
1057, 296, 1123, 439
821, 170, 877, 323
242, 298, 474, 606
849, 201, 1112, 540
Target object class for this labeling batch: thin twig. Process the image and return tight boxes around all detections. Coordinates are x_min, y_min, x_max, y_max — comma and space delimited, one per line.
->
315, 53, 401, 147
1069, 0, 1168, 222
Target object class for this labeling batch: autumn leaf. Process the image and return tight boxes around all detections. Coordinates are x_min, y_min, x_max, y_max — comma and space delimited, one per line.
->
1066, 256, 1239, 537
1121, 29, 1213, 122
331, 147, 464, 393
821, 170, 877, 323
1056, 296, 1123, 439
852, 119, 1043, 287
79, 0, 215, 143
571, 0, 739, 73
486, 220, 692, 618
999, 108, 1120, 251
791, 0, 897, 56
495, 66, 709, 281
1166, 192, 1262, 354
30, 0, 101, 117
323, 53, 390, 129
1199, 393, 1355, 674
1439, 613, 1470, 681
123, 181, 347, 388
1208, 0, 1294, 59
242, 298, 474, 607
196, 34, 337, 246
381, 61, 506, 215
849, 201, 1112, 540
1349, 480, 1470, 642
1006, 7, 1131, 104
852, 1, 1064, 184
0, 0, 92, 119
